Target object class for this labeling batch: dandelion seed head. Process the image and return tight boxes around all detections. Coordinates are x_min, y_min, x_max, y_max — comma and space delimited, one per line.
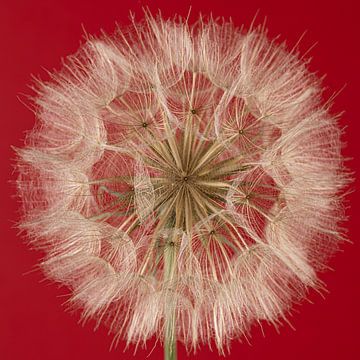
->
16, 12, 348, 354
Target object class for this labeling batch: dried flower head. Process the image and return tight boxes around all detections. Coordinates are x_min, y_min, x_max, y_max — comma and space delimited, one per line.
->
16, 12, 348, 358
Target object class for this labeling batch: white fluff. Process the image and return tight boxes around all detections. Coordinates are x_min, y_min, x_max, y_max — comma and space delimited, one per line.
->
15, 12, 348, 355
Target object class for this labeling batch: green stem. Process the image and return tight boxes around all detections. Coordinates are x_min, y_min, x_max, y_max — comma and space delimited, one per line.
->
163, 242, 177, 360
164, 331, 177, 360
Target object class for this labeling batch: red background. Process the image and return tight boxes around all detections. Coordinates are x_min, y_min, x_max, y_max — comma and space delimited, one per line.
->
2, 0, 359, 359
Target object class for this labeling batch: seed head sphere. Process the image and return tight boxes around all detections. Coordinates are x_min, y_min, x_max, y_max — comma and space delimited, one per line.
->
16, 13, 348, 355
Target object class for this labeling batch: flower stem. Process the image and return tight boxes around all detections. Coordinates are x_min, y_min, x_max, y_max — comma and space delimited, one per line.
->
163, 240, 177, 360
164, 330, 177, 360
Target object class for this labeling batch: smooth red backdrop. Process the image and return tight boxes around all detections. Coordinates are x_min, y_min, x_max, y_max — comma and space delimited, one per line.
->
2, 1, 359, 359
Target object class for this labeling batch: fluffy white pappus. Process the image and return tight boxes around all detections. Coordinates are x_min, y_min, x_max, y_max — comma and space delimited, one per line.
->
15, 12, 349, 356
16, 149, 95, 221
27, 85, 107, 169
